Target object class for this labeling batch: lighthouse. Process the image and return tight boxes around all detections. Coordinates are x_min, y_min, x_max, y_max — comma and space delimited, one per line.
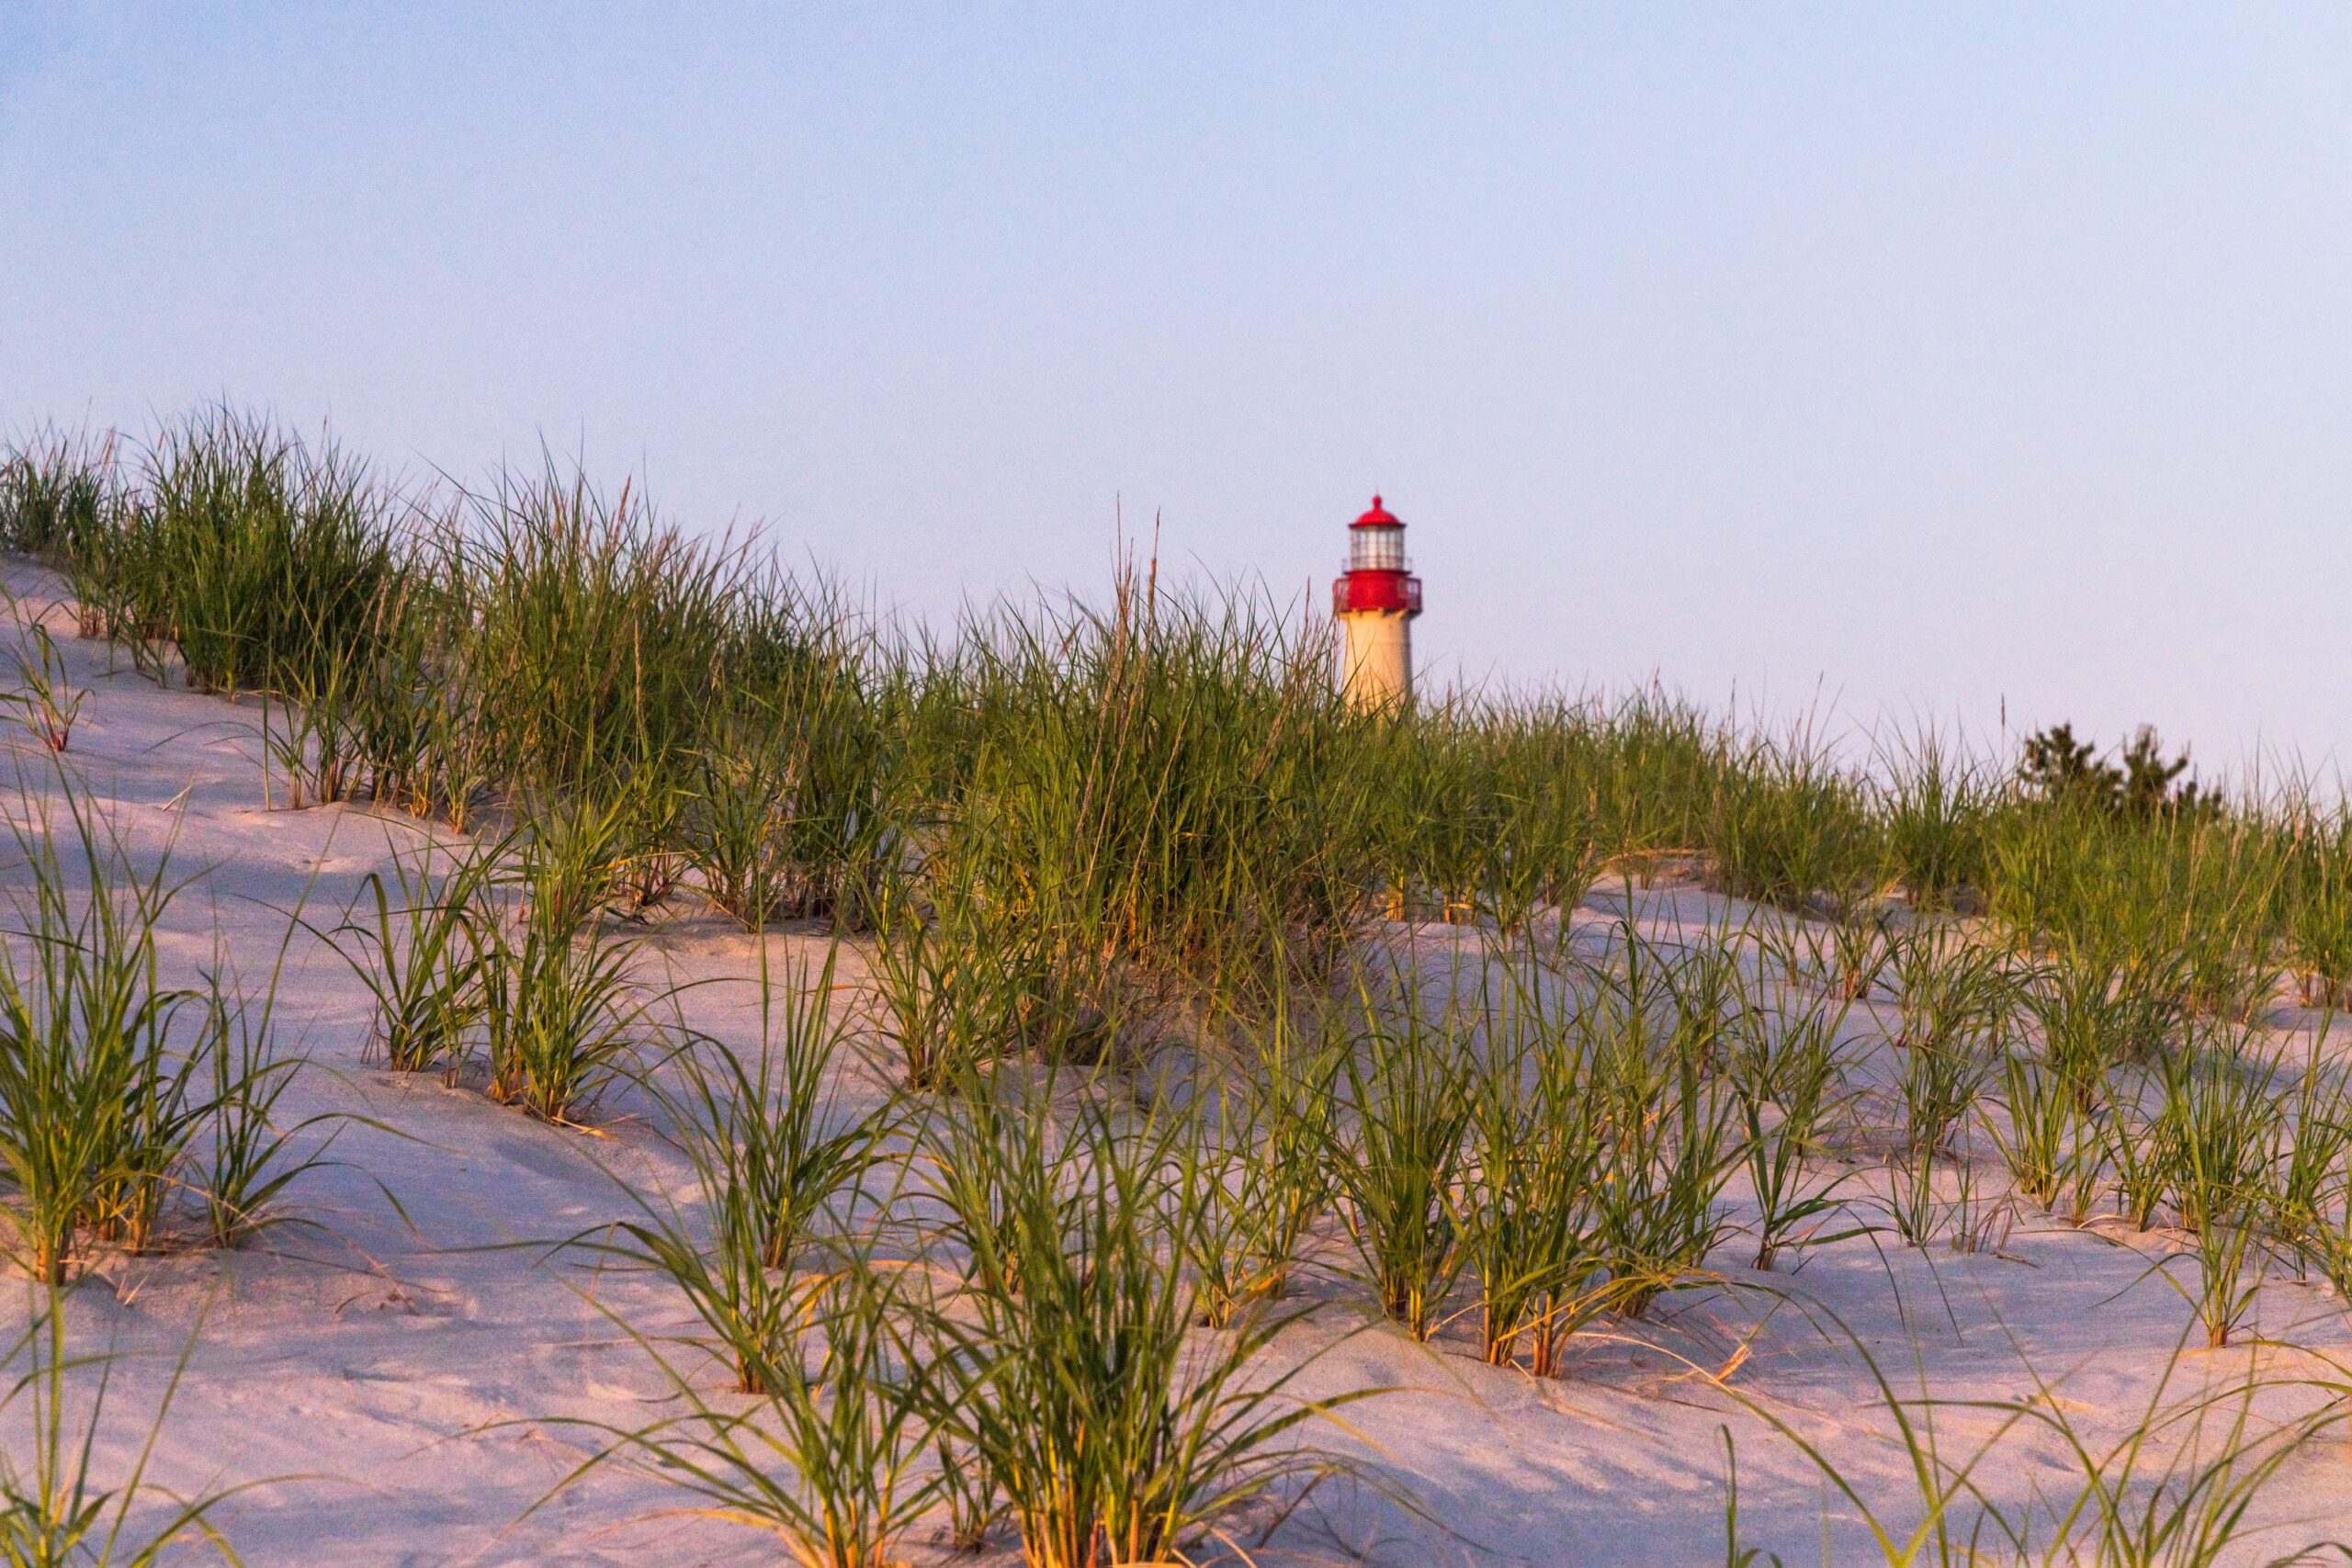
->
1331, 494, 1422, 709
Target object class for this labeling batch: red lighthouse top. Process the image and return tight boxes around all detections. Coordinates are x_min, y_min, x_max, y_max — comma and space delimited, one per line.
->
1333, 493, 1422, 618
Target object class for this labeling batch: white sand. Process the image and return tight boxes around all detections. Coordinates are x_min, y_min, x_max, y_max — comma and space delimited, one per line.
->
3, 562, 2349, 1566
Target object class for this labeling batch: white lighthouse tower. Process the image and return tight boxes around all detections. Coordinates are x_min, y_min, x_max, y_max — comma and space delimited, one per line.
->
1331, 494, 1422, 709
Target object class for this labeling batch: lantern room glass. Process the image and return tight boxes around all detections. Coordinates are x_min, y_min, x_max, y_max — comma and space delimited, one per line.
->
1350, 525, 1405, 571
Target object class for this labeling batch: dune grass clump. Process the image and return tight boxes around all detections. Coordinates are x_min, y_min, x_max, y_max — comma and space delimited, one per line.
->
0, 427, 139, 650
337, 833, 503, 1076
1992, 951, 2161, 1222
135, 408, 406, 713
1583, 926, 1747, 1314
1881, 933, 2015, 1247
476, 801, 657, 1124
865, 869, 1032, 1093
1457, 971, 1610, 1370
1730, 979, 1858, 1270
1177, 1002, 1340, 1330
547, 1269, 937, 1568
1323, 976, 1477, 1342
1, 613, 85, 756
608, 949, 886, 1394
0, 427, 119, 563
2151, 1027, 2286, 1348
1708, 724, 1881, 912
1991, 1042, 2098, 1221
0, 793, 200, 1280
907, 569, 1382, 1052
1758, 904, 1898, 1002
194, 978, 346, 1252
1875, 727, 1993, 909
926, 1081, 1353, 1568
339, 790, 663, 1123
681, 576, 900, 931
1374, 701, 1602, 939
2266, 1039, 2349, 1286
0, 780, 340, 1279
683, 709, 815, 931
7, 409, 424, 803
445, 461, 743, 801
2280, 806, 2352, 1006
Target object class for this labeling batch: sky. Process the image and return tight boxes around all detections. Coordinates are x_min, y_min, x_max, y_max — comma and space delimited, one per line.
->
5, 5, 2349, 781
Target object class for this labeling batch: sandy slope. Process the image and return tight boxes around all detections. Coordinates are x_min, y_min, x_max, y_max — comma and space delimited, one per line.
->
2, 561, 2349, 1567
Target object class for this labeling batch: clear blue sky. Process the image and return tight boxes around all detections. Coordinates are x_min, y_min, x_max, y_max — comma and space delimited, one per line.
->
6, 6, 2348, 779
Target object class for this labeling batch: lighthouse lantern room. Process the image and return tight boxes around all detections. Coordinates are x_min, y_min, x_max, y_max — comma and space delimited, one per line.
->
1331, 493, 1422, 708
